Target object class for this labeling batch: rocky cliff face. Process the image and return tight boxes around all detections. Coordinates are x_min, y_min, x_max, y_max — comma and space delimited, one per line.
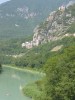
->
22, 3, 75, 49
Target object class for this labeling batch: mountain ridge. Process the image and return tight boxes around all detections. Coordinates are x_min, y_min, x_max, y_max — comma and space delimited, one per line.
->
22, 3, 75, 49
0, 0, 70, 39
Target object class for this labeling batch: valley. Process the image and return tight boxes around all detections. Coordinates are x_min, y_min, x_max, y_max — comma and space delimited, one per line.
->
0, 0, 75, 100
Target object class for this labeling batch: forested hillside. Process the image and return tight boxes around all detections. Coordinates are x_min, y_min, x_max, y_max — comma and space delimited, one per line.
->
0, 3, 75, 69
22, 45, 75, 100
22, 3, 75, 100
23, 2, 75, 49
0, 1, 75, 100
44, 45, 75, 100
0, 0, 70, 39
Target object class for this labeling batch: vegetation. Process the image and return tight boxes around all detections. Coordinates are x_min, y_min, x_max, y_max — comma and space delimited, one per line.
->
0, 36, 32, 55
0, 64, 2, 73
0, 2, 75, 100
0, 0, 67, 39
68, 4, 75, 17
23, 45, 75, 100
23, 80, 44, 100
0, 36, 75, 68
67, 23, 75, 33
44, 45, 75, 100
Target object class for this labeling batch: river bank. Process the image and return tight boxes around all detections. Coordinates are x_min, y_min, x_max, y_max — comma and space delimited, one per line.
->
0, 64, 2, 73
3, 65, 46, 76
0, 65, 42, 100
3, 64, 45, 100
22, 81, 44, 100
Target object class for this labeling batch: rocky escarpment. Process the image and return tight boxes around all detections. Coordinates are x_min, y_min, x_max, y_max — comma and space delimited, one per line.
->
22, 3, 75, 49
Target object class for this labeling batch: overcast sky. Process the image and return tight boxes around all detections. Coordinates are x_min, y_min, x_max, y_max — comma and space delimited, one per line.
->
0, 0, 10, 4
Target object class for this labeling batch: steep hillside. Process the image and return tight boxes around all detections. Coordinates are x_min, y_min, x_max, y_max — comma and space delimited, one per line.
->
23, 3, 75, 49
0, 0, 70, 39
22, 45, 75, 100
0, 2, 75, 68
22, 4, 75, 100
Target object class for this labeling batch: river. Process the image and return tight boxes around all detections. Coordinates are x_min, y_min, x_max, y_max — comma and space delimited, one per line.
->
0, 66, 42, 100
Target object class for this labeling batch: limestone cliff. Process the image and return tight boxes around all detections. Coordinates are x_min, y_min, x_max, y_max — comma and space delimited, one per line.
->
22, 3, 75, 49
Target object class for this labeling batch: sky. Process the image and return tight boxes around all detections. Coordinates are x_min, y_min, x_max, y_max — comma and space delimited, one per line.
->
0, 0, 10, 4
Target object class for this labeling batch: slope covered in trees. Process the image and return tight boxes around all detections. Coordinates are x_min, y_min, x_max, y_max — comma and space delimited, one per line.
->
0, 0, 70, 39
20, 4, 75, 97
23, 45, 75, 100
44, 45, 75, 100
0, 36, 75, 68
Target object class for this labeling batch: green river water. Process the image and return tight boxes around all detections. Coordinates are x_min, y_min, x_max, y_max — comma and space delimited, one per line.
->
0, 66, 42, 100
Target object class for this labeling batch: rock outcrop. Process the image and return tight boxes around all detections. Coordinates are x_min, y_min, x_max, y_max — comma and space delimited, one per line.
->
22, 3, 75, 49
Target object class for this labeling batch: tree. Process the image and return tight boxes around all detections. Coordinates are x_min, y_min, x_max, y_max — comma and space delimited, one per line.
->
44, 46, 75, 100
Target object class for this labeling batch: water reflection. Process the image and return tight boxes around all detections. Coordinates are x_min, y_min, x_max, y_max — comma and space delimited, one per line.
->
0, 67, 42, 100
